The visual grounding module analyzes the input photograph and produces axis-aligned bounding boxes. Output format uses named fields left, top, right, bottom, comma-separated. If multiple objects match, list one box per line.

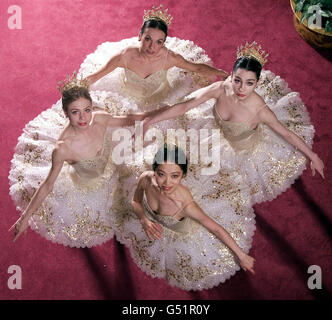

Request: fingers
left=151, top=223, right=162, bottom=240
left=145, top=222, right=162, bottom=240
left=13, top=226, right=23, bottom=243
left=310, top=161, right=315, bottom=176
left=248, top=268, right=255, bottom=275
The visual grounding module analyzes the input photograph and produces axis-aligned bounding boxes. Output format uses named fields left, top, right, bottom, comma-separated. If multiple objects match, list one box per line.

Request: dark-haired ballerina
left=141, top=42, right=324, bottom=204
left=80, top=5, right=227, bottom=111
left=9, top=83, right=146, bottom=247
left=111, top=144, right=256, bottom=290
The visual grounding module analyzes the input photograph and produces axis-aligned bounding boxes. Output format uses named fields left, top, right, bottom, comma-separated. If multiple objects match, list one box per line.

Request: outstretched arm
left=259, top=107, right=324, bottom=178
left=94, top=110, right=148, bottom=127
left=183, top=200, right=255, bottom=274
left=9, top=144, right=65, bottom=241
left=143, top=81, right=222, bottom=133
left=170, top=51, right=228, bottom=80
left=85, top=51, right=125, bottom=86
left=131, top=173, right=162, bottom=240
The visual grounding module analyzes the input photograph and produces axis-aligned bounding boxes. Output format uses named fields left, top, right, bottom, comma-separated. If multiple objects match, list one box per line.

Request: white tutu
left=9, top=91, right=138, bottom=247
left=110, top=168, right=256, bottom=291
left=183, top=70, right=315, bottom=204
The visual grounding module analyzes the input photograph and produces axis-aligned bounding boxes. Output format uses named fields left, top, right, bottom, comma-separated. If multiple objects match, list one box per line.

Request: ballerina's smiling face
left=231, top=68, right=258, bottom=100
left=154, top=162, right=183, bottom=194
left=66, top=97, right=93, bottom=129
left=139, top=27, right=166, bottom=56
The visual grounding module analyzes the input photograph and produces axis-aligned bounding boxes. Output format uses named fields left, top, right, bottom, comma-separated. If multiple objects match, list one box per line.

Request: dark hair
left=61, top=87, right=92, bottom=114
left=140, top=19, right=168, bottom=40
left=153, top=144, right=188, bottom=175
left=232, top=57, right=262, bottom=80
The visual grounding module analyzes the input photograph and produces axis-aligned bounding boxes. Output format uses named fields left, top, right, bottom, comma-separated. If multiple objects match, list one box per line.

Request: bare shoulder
left=251, top=93, right=269, bottom=112
left=166, top=49, right=187, bottom=67
left=123, top=46, right=140, bottom=58
left=167, top=49, right=181, bottom=60
left=211, top=80, right=226, bottom=98
left=53, top=140, right=69, bottom=162
left=177, top=184, right=194, bottom=203
left=92, top=110, right=109, bottom=123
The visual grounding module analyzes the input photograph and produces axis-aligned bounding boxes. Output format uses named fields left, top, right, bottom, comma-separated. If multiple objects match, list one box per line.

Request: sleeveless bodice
left=122, top=69, right=171, bottom=108
left=68, top=128, right=114, bottom=186
left=120, top=49, right=172, bottom=109
left=142, top=192, right=193, bottom=233
left=213, top=105, right=262, bottom=151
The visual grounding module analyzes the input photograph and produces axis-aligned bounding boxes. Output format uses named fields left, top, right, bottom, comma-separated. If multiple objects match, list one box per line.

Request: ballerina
left=9, top=77, right=146, bottom=247
left=140, top=42, right=324, bottom=204
left=110, top=144, right=256, bottom=290
left=80, top=4, right=228, bottom=112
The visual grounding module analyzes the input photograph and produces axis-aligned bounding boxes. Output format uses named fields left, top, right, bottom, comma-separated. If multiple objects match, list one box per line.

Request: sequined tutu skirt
left=8, top=91, right=137, bottom=247
left=110, top=168, right=256, bottom=291
left=193, top=70, right=315, bottom=204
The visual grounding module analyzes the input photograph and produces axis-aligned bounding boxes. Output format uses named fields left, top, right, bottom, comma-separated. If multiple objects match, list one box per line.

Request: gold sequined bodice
left=121, top=68, right=171, bottom=108
left=68, top=128, right=114, bottom=186
left=143, top=192, right=193, bottom=233
left=213, top=105, right=262, bottom=151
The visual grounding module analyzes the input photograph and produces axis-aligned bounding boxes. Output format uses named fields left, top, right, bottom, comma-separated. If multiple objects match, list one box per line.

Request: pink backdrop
left=0, top=0, right=331, bottom=299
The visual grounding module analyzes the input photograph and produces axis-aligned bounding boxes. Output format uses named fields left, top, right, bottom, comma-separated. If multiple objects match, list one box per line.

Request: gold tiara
left=57, top=71, right=89, bottom=94
left=237, top=41, right=269, bottom=67
left=143, top=4, right=173, bottom=27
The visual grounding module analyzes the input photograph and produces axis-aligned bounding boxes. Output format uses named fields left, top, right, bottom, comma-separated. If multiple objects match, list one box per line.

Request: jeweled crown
left=143, top=4, right=173, bottom=27
left=57, top=71, right=89, bottom=93
left=237, top=41, right=269, bottom=67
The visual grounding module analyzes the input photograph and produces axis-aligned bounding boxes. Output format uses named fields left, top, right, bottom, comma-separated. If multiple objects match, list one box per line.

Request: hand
left=140, top=217, right=163, bottom=240
left=310, top=154, right=325, bottom=179
left=238, top=253, right=255, bottom=275
left=8, top=212, right=30, bottom=242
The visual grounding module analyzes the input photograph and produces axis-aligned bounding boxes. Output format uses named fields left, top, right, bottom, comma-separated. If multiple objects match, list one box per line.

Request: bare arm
left=85, top=51, right=125, bottom=86
left=143, top=81, right=222, bottom=131
left=183, top=200, right=255, bottom=274
left=9, top=144, right=66, bottom=241
left=131, top=173, right=162, bottom=240
left=259, top=107, right=324, bottom=178
left=170, top=51, right=228, bottom=80
left=94, top=111, right=147, bottom=127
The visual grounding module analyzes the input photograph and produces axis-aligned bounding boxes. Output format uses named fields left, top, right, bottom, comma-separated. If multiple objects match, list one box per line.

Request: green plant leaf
left=319, top=9, right=330, bottom=17
left=295, top=0, right=305, bottom=12
left=325, top=20, right=332, bottom=32
left=321, top=0, right=332, bottom=11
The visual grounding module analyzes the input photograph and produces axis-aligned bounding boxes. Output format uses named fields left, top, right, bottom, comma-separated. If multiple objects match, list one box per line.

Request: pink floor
left=0, top=0, right=331, bottom=300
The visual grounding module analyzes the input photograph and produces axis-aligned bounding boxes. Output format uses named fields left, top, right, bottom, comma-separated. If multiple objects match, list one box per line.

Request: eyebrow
left=157, top=169, right=181, bottom=174
left=70, top=106, right=91, bottom=111
left=145, top=35, right=164, bottom=41
left=235, top=76, right=256, bottom=81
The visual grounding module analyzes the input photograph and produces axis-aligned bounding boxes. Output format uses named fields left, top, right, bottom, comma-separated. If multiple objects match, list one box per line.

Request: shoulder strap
left=163, top=48, right=169, bottom=69
left=171, top=200, right=195, bottom=217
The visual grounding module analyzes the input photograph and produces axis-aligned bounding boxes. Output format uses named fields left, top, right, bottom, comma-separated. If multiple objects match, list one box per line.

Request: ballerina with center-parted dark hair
left=80, top=4, right=227, bottom=111
left=141, top=42, right=325, bottom=204
left=9, top=79, right=148, bottom=247
left=110, top=144, right=256, bottom=291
